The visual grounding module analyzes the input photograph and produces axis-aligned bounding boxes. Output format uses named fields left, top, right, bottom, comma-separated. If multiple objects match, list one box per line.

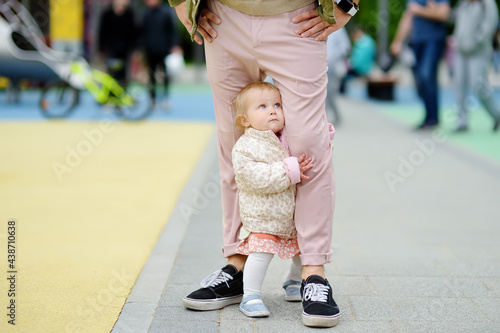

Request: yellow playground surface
left=0, top=121, right=214, bottom=332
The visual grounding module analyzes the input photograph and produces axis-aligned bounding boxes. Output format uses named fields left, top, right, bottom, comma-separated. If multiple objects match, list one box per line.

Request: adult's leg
left=494, top=50, right=500, bottom=73
left=415, top=40, right=445, bottom=125
left=204, top=0, right=262, bottom=260
left=453, top=51, right=469, bottom=129
left=105, top=57, right=127, bottom=87
left=339, top=68, right=357, bottom=95
left=145, top=53, right=160, bottom=102
left=256, top=4, right=340, bottom=327
left=256, top=3, right=333, bottom=271
left=411, top=41, right=425, bottom=100
left=470, top=50, right=500, bottom=123
left=158, top=56, right=170, bottom=100
left=325, top=67, right=341, bottom=124
left=150, top=55, right=170, bottom=109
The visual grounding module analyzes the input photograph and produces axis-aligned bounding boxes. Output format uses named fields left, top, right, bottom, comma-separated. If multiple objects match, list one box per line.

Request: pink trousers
left=205, top=0, right=335, bottom=266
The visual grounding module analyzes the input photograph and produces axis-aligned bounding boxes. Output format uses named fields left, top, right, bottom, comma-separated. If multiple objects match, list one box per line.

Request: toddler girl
left=232, top=81, right=313, bottom=317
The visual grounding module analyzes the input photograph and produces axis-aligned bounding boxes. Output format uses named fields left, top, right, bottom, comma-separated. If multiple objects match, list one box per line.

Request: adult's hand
left=407, top=2, right=426, bottom=16
left=292, top=6, right=353, bottom=41
left=390, top=41, right=403, bottom=57
left=408, top=0, right=449, bottom=22
left=174, top=2, right=221, bottom=45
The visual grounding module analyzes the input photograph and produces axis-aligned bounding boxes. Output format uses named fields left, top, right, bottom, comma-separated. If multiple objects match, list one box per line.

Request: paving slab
left=116, top=96, right=500, bottom=332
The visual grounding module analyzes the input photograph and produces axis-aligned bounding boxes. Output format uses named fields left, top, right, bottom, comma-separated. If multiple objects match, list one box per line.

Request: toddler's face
left=242, top=88, right=285, bottom=133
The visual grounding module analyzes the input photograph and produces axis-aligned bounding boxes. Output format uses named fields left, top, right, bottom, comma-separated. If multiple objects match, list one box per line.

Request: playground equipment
left=0, top=0, right=152, bottom=120
left=0, top=1, right=62, bottom=80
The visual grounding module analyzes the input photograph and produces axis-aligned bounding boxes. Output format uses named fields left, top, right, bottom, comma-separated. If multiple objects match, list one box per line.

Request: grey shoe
left=454, top=124, right=468, bottom=132
left=239, top=294, right=270, bottom=317
left=282, top=280, right=302, bottom=302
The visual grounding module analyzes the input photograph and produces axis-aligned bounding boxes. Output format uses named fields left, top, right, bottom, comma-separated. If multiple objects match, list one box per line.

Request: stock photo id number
left=6, top=219, right=17, bottom=326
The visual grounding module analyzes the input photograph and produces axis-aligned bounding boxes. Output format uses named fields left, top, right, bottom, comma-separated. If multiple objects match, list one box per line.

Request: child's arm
left=233, top=149, right=314, bottom=194
left=233, top=150, right=293, bottom=194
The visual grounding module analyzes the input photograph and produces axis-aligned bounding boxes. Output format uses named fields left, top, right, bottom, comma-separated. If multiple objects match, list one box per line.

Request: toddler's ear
left=240, top=116, right=250, bottom=128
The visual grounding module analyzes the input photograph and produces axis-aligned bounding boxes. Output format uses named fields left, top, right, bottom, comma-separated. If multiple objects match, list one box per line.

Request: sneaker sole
left=284, top=294, right=302, bottom=302
left=239, top=306, right=270, bottom=318
left=302, top=312, right=340, bottom=328
left=182, top=295, right=243, bottom=311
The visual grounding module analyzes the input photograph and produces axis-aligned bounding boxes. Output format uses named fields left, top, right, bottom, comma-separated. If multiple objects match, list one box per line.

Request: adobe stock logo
left=179, top=171, right=221, bottom=222
left=384, top=131, right=447, bottom=192
left=52, top=120, right=115, bottom=182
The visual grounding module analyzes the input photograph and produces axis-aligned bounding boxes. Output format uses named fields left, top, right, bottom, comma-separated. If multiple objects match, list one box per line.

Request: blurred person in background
left=452, top=0, right=500, bottom=132
left=493, top=23, right=500, bottom=73
left=391, top=0, right=450, bottom=130
left=98, top=0, right=138, bottom=87
left=326, top=27, right=351, bottom=124
left=339, top=26, right=376, bottom=94
left=142, top=0, right=182, bottom=110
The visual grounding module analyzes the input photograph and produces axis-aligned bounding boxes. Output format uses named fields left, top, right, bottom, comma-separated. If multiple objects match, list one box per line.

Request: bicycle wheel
left=39, top=81, right=80, bottom=118
left=114, top=83, right=153, bottom=121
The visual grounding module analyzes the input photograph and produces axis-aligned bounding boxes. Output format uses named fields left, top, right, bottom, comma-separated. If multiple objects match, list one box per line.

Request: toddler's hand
left=298, top=153, right=313, bottom=180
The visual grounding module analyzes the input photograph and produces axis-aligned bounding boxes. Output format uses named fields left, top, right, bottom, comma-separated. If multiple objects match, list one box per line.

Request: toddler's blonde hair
left=233, top=81, right=281, bottom=130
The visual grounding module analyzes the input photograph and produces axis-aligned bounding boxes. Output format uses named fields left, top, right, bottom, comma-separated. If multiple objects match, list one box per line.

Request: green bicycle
left=39, top=60, right=153, bottom=121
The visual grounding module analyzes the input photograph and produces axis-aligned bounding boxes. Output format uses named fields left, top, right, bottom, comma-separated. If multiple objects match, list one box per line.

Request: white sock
left=243, top=252, right=273, bottom=297
left=284, top=255, right=302, bottom=282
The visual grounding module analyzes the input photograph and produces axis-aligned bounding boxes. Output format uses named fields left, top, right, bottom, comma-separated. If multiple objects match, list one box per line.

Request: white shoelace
left=303, top=283, right=330, bottom=302
left=200, top=269, right=233, bottom=288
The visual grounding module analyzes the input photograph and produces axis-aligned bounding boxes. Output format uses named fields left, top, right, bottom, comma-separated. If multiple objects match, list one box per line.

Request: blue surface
left=0, top=84, right=216, bottom=122
left=2, top=81, right=499, bottom=121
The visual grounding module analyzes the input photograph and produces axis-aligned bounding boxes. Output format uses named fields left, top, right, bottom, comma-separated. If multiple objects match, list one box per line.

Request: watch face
left=337, top=0, right=354, bottom=14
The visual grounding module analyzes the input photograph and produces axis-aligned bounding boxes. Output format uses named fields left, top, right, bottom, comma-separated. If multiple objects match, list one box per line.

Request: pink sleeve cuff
left=283, top=157, right=301, bottom=184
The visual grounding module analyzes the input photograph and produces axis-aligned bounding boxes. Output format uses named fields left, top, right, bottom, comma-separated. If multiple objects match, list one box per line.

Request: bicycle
left=39, top=60, right=153, bottom=121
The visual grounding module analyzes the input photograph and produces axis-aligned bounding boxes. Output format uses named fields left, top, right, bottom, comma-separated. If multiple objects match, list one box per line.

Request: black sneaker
left=414, top=122, right=438, bottom=131
left=301, top=275, right=340, bottom=327
left=182, top=264, right=243, bottom=311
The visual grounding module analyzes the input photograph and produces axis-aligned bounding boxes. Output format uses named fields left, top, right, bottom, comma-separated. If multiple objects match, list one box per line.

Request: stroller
left=0, top=0, right=152, bottom=120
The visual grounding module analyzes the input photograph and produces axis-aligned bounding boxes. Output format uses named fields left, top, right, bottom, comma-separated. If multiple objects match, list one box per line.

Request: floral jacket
left=232, top=127, right=301, bottom=240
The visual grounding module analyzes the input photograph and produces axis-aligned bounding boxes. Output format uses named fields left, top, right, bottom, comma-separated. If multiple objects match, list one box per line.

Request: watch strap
left=334, top=0, right=358, bottom=16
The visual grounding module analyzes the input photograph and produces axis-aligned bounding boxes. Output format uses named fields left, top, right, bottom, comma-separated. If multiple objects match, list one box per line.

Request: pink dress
left=236, top=233, right=300, bottom=260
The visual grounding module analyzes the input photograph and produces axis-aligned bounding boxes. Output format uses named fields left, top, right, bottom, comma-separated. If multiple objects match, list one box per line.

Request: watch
left=334, top=0, right=359, bottom=16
